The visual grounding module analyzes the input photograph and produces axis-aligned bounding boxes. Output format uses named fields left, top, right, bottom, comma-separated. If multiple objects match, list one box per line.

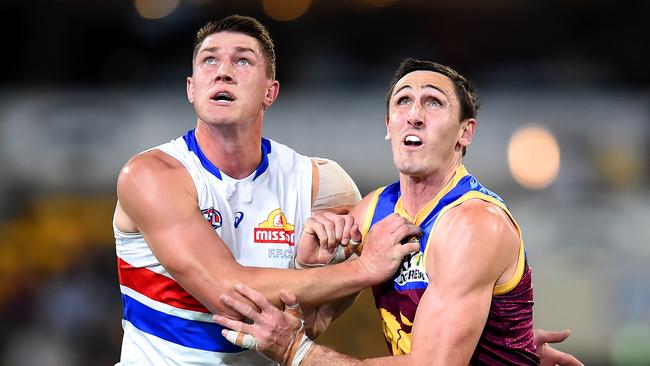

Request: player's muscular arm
left=117, top=151, right=417, bottom=315
left=284, top=200, right=518, bottom=366
left=406, top=200, right=518, bottom=366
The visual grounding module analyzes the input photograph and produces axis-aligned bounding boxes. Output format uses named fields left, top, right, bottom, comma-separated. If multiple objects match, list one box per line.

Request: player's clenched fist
left=296, top=212, right=362, bottom=267
left=357, top=213, right=421, bottom=283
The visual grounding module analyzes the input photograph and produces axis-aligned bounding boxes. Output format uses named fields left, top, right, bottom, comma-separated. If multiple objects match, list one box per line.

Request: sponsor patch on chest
left=394, top=251, right=429, bottom=287
left=253, top=208, right=295, bottom=246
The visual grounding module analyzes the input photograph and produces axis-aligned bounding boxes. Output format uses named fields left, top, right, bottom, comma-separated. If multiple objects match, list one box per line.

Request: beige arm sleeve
left=311, top=158, right=362, bottom=210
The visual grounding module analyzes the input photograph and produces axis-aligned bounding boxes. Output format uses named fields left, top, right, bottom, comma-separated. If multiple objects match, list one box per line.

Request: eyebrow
left=394, top=84, right=448, bottom=98
left=199, top=46, right=257, bottom=55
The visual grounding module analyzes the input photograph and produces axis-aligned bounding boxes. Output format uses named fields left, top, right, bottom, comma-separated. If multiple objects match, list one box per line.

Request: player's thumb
left=350, top=224, right=362, bottom=244
left=535, top=328, right=570, bottom=344
left=399, top=240, right=420, bottom=257
left=280, top=289, right=302, bottom=319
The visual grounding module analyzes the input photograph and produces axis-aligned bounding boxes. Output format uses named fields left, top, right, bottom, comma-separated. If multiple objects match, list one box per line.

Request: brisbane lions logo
left=201, top=208, right=222, bottom=230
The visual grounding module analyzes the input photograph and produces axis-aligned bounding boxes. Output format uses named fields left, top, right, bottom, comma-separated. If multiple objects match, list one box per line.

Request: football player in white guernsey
left=113, top=15, right=421, bottom=365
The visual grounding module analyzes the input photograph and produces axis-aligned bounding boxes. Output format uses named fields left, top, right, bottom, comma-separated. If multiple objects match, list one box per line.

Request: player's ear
left=263, top=80, right=280, bottom=109
left=384, top=114, right=391, bottom=141
left=458, top=118, right=476, bottom=149
left=187, top=76, right=195, bottom=104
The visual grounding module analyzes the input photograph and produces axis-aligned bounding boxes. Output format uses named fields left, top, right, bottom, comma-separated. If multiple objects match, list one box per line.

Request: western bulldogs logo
left=201, top=208, right=222, bottom=229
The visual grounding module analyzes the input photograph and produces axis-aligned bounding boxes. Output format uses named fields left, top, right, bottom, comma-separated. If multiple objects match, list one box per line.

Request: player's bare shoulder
left=119, top=149, right=184, bottom=181
left=442, top=199, right=519, bottom=253
left=116, top=149, right=196, bottom=225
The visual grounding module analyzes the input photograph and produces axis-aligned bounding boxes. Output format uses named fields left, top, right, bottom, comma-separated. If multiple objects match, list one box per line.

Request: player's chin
left=396, top=161, right=430, bottom=178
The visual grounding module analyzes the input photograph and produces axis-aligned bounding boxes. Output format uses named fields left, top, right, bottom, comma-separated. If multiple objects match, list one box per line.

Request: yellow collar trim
left=395, top=164, right=469, bottom=225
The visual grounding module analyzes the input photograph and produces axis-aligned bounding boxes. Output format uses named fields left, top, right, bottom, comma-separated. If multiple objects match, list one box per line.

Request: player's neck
left=399, top=158, right=461, bottom=217
left=195, top=120, right=263, bottom=179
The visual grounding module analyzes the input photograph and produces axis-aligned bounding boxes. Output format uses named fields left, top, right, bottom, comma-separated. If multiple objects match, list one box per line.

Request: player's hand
left=296, top=212, right=361, bottom=267
left=357, top=213, right=421, bottom=284
left=213, top=283, right=313, bottom=366
left=535, top=328, right=584, bottom=366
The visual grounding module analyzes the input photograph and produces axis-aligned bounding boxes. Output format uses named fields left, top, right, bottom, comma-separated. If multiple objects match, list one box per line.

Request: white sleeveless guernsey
left=114, top=129, right=312, bottom=365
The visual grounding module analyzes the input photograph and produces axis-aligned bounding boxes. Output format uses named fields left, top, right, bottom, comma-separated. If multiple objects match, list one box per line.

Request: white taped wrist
left=290, top=333, right=314, bottom=366
left=328, top=245, right=347, bottom=264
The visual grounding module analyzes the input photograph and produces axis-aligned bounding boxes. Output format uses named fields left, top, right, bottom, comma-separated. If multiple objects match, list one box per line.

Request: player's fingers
left=535, top=328, right=571, bottom=345
left=396, top=240, right=420, bottom=258
left=543, top=345, right=584, bottom=366
left=323, top=216, right=340, bottom=248
left=381, top=213, right=408, bottom=233
left=307, top=219, right=329, bottom=249
left=349, top=223, right=362, bottom=245
left=323, top=212, right=347, bottom=244
left=302, top=217, right=318, bottom=235
left=338, top=215, right=355, bottom=245
left=312, top=214, right=337, bottom=248
left=392, top=223, right=422, bottom=243
left=212, top=314, right=249, bottom=333
left=370, top=213, right=400, bottom=234
left=232, top=283, right=275, bottom=313
left=221, top=329, right=258, bottom=350
left=220, top=293, right=261, bottom=321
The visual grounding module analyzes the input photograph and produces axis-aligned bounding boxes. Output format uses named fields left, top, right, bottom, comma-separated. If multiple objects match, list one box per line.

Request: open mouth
left=403, top=135, right=422, bottom=147
left=211, top=91, right=235, bottom=102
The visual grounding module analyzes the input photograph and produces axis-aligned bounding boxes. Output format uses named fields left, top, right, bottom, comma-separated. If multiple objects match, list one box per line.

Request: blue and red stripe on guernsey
left=117, top=258, right=242, bottom=353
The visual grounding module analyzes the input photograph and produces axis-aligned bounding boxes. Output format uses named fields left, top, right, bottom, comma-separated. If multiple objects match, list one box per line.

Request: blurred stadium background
left=1, top=0, right=649, bottom=365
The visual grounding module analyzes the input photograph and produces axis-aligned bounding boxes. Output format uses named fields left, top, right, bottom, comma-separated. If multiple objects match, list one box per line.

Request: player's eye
left=236, top=58, right=251, bottom=66
left=425, top=97, right=442, bottom=108
left=397, top=96, right=411, bottom=105
left=204, top=57, right=217, bottom=65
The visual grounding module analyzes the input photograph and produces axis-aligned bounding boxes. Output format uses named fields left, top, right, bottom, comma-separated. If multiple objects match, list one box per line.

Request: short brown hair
left=385, top=58, right=479, bottom=156
left=193, top=15, right=276, bottom=79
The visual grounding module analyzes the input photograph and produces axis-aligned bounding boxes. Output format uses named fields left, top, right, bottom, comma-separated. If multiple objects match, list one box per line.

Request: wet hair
left=193, top=15, right=276, bottom=79
left=385, top=58, right=480, bottom=156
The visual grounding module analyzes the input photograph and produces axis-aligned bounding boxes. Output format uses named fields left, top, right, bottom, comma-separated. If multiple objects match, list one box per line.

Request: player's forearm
left=301, top=344, right=361, bottom=365
left=171, top=256, right=373, bottom=315
left=235, top=259, right=372, bottom=309
left=302, top=345, right=420, bottom=366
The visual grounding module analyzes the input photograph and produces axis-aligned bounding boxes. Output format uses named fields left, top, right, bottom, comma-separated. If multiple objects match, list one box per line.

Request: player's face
left=187, top=31, right=277, bottom=127
left=386, top=70, right=473, bottom=178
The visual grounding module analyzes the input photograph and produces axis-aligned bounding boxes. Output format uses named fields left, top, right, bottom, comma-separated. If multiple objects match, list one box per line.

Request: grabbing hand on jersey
left=357, top=213, right=422, bottom=283
left=214, top=284, right=311, bottom=366
left=295, top=212, right=362, bottom=268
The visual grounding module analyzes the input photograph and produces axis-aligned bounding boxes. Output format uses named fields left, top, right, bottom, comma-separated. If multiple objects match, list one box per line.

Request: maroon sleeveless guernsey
left=361, top=166, right=539, bottom=365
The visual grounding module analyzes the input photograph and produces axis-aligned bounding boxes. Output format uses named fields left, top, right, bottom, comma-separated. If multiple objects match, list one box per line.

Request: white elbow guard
left=311, top=158, right=361, bottom=210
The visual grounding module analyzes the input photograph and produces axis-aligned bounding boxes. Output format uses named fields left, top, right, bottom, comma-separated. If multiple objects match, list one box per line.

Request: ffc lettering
left=268, top=248, right=292, bottom=259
